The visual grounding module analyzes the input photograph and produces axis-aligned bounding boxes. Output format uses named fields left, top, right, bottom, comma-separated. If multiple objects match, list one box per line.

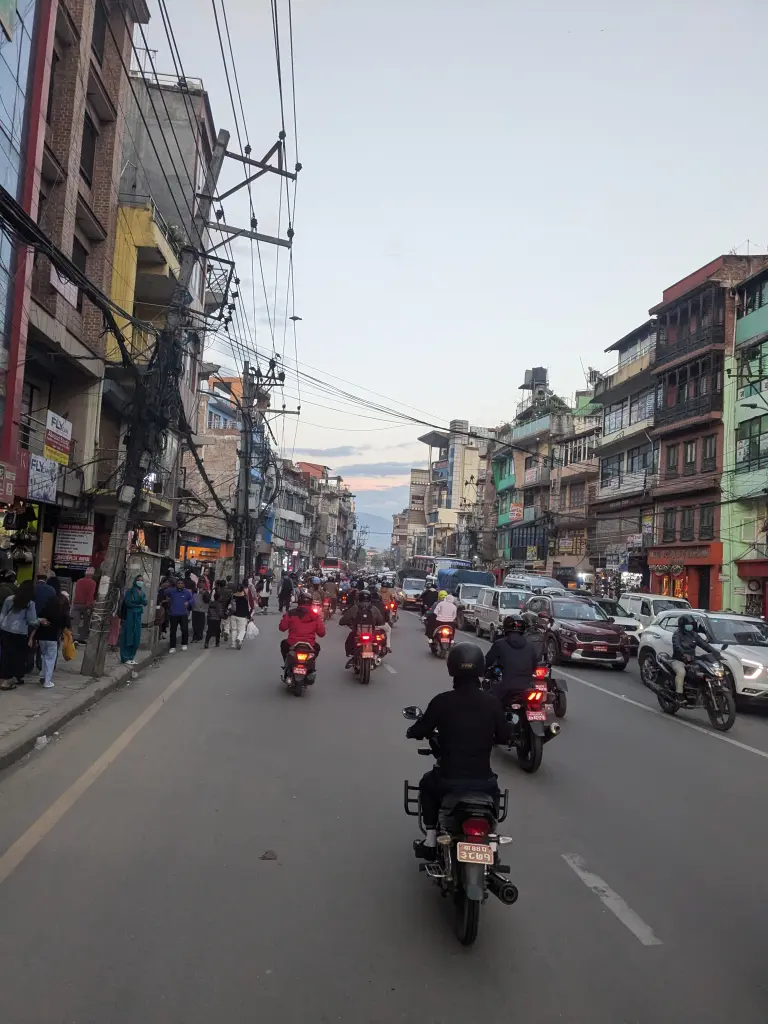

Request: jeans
left=205, top=621, right=221, bottom=647
left=71, top=605, right=92, bottom=643
left=38, top=639, right=58, bottom=686
left=671, top=659, right=687, bottom=694
left=191, top=610, right=206, bottom=642
left=230, top=615, right=248, bottom=648
left=382, top=622, right=392, bottom=649
left=418, top=768, right=499, bottom=830
left=169, top=615, right=189, bottom=649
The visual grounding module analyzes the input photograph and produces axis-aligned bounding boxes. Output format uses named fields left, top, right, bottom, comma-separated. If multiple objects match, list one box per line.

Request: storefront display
left=647, top=543, right=723, bottom=611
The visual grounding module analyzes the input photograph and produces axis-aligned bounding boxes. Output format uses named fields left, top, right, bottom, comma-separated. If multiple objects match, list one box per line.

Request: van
left=400, top=578, right=425, bottom=609
left=474, top=587, right=531, bottom=642
left=621, top=593, right=691, bottom=629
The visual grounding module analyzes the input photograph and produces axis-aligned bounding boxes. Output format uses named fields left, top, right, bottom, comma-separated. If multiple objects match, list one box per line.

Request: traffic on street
left=0, top=600, right=767, bottom=1023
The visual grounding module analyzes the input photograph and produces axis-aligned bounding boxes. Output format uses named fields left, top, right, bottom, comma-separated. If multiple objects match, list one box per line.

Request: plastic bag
left=62, top=628, right=76, bottom=661
left=245, top=621, right=259, bottom=640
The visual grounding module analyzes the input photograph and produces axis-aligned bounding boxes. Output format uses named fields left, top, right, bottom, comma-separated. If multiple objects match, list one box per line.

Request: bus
left=319, top=557, right=348, bottom=578
left=411, top=555, right=472, bottom=576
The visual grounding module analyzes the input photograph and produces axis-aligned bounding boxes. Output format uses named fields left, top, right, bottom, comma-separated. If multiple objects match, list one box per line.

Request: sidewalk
left=0, top=639, right=165, bottom=772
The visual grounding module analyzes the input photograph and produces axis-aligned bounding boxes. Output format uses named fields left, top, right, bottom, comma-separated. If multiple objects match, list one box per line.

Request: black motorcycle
left=352, top=624, right=387, bottom=684
left=429, top=622, right=456, bottom=659
left=402, top=708, right=517, bottom=947
left=483, top=667, right=561, bottom=773
left=283, top=642, right=317, bottom=697
left=534, top=661, right=568, bottom=718
left=648, top=651, right=736, bottom=731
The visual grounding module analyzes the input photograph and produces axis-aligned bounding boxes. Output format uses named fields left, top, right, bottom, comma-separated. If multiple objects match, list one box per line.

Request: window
left=91, top=0, right=108, bottom=63
left=702, top=434, right=716, bottom=470
left=699, top=504, right=715, bottom=540
left=629, top=388, right=655, bottom=424
left=524, top=455, right=535, bottom=471
left=736, top=414, right=768, bottom=473
left=46, top=51, right=59, bottom=123
left=739, top=273, right=768, bottom=319
left=80, top=113, right=98, bottom=184
left=603, top=399, right=626, bottom=435
left=641, top=600, right=651, bottom=617
left=71, top=236, right=88, bottom=311
left=662, top=508, right=676, bottom=542
left=680, top=507, right=694, bottom=540
left=683, top=441, right=697, bottom=474
left=569, top=482, right=585, bottom=508
left=627, top=442, right=658, bottom=475
left=600, top=453, right=623, bottom=487
left=665, top=444, right=678, bottom=473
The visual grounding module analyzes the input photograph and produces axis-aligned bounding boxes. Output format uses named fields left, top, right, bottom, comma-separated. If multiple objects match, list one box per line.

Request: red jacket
left=279, top=607, right=326, bottom=645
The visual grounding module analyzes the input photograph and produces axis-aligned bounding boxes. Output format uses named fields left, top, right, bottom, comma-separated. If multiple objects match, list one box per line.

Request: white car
left=400, top=578, right=425, bottom=609
left=590, top=598, right=644, bottom=651
left=638, top=610, right=768, bottom=703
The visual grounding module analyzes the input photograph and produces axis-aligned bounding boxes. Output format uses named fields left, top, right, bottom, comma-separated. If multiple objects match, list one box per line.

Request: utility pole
left=235, top=360, right=255, bottom=581
left=82, top=130, right=230, bottom=677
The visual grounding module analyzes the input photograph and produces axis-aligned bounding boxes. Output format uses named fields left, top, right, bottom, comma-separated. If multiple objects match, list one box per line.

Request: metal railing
left=653, top=322, right=725, bottom=367
left=654, top=391, right=722, bottom=427
left=119, top=192, right=182, bottom=257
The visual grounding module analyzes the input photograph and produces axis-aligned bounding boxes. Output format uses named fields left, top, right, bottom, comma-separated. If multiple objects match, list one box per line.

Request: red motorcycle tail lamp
left=439, top=627, right=453, bottom=636
left=526, top=690, right=545, bottom=703
left=462, top=817, right=491, bottom=837
left=533, top=665, right=549, bottom=680
left=360, top=633, right=372, bottom=642
left=296, top=652, right=310, bottom=662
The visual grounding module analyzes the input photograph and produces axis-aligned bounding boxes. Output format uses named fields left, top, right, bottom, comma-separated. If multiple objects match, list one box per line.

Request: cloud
left=354, top=484, right=410, bottom=517
left=293, top=445, right=364, bottom=457
left=333, top=460, right=427, bottom=477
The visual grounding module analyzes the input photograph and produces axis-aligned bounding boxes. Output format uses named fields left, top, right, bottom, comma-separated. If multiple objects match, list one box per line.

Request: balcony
left=595, top=414, right=655, bottom=454
left=553, top=455, right=599, bottom=482
left=494, top=468, right=516, bottom=492
left=653, top=391, right=722, bottom=430
left=735, top=303, right=768, bottom=348
left=521, top=465, right=550, bottom=488
left=497, top=504, right=523, bottom=528
left=652, top=322, right=725, bottom=369
left=593, top=346, right=655, bottom=404
left=431, top=459, right=449, bottom=481
left=512, top=414, right=550, bottom=441
left=592, top=470, right=657, bottom=503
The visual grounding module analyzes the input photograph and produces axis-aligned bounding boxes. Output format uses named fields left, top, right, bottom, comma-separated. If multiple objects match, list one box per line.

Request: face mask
left=135, top=581, right=144, bottom=589
left=684, top=624, right=693, bottom=632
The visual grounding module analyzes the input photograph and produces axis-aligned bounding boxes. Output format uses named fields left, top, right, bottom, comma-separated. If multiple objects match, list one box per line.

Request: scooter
left=283, top=642, right=317, bottom=697
left=429, top=623, right=456, bottom=659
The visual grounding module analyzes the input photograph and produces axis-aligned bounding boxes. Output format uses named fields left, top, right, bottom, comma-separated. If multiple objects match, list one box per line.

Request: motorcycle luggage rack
left=404, top=782, right=509, bottom=831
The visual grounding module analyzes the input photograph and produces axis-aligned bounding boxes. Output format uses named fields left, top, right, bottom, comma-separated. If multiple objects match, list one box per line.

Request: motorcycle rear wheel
left=706, top=687, right=736, bottom=732
left=553, top=690, right=567, bottom=718
left=360, top=659, right=371, bottom=685
left=517, top=731, right=543, bottom=773
left=454, top=890, right=480, bottom=946
left=291, top=676, right=304, bottom=697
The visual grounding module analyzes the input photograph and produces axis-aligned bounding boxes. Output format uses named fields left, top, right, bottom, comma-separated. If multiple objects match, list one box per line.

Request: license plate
left=593, top=645, right=608, bottom=652
left=456, top=842, right=494, bottom=865
left=361, top=651, right=374, bottom=659
left=293, top=666, right=307, bottom=675
left=527, top=709, right=547, bottom=721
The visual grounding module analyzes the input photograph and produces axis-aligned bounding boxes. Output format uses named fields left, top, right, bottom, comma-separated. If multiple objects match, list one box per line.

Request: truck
left=437, top=568, right=496, bottom=632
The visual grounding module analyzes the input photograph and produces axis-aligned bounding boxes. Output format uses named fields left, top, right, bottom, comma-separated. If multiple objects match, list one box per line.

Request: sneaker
left=39, top=677, right=45, bottom=685
left=169, top=648, right=176, bottom=654
left=182, top=645, right=188, bottom=651
left=413, top=841, right=437, bottom=861
left=42, top=681, right=54, bottom=689
left=204, top=644, right=209, bottom=649
left=236, top=640, right=242, bottom=650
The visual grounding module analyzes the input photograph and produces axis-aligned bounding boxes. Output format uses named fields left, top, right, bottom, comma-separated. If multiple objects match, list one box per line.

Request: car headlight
left=559, top=628, right=575, bottom=639
left=740, top=659, right=764, bottom=681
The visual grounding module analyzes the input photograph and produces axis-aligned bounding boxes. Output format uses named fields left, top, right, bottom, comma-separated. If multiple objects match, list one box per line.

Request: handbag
left=62, top=628, right=76, bottom=661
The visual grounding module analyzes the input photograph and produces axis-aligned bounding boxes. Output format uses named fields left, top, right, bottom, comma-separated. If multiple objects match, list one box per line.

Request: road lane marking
left=0, top=652, right=209, bottom=888
left=384, top=664, right=397, bottom=675
left=562, top=853, right=662, bottom=946
left=558, top=668, right=768, bottom=761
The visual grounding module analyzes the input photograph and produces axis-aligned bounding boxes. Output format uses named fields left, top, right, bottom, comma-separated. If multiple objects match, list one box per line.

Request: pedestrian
left=0, top=580, right=39, bottom=690
left=162, top=577, right=194, bottom=652
left=119, top=575, right=147, bottom=665
left=229, top=580, right=251, bottom=650
left=0, top=569, right=17, bottom=606
left=256, top=574, right=271, bottom=614
left=71, top=567, right=96, bottom=643
left=278, top=572, right=293, bottom=613
left=191, top=587, right=207, bottom=642
left=35, top=577, right=71, bottom=688
left=204, top=590, right=223, bottom=648
left=217, top=577, right=233, bottom=641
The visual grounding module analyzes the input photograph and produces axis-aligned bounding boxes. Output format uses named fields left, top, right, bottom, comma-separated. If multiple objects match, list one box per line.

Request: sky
left=151, top=0, right=768, bottom=528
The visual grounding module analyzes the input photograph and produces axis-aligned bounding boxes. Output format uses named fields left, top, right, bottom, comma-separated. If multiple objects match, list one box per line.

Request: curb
left=0, top=648, right=163, bottom=774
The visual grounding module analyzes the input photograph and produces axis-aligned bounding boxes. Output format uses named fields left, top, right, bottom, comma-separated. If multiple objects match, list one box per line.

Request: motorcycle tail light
left=462, top=817, right=491, bottom=837
left=296, top=652, right=309, bottom=662
left=533, top=665, right=549, bottom=680
left=526, top=690, right=545, bottom=703
left=360, top=633, right=372, bottom=642
left=439, top=627, right=453, bottom=636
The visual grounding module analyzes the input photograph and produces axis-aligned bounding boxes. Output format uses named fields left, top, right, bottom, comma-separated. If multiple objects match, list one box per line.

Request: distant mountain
left=355, top=511, right=393, bottom=551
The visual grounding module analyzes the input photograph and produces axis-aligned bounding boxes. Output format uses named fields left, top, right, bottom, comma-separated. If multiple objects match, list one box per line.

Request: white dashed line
left=562, top=854, right=662, bottom=946
left=384, top=664, right=397, bottom=675
left=558, top=668, right=768, bottom=761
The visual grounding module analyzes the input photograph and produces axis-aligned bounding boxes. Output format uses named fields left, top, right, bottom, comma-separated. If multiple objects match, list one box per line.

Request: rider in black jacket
left=407, top=643, right=512, bottom=861
left=484, top=616, right=539, bottom=703
left=671, top=614, right=719, bottom=695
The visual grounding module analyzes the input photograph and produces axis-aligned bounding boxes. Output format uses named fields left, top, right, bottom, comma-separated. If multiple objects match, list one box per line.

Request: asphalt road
left=1, top=609, right=768, bottom=1023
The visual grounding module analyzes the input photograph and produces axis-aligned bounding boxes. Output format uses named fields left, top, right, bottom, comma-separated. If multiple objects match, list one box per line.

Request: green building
left=722, top=265, right=768, bottom=615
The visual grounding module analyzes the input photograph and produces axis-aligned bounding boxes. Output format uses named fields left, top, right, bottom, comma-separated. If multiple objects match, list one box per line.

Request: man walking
left=71, top=567, right=96, bottom=643
left=162, top=578, right=194, bottom=652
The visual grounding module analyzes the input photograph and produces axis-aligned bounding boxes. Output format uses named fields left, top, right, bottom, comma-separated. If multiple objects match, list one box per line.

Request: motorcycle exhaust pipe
left=549, top=722, right=561, bottom=737
left=487, top=871, right=519, bottom=906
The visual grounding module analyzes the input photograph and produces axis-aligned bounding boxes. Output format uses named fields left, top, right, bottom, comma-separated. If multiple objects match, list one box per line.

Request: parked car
left=587, top=597, right=643, bottom=651
left=638, top=610, right=768, bottom=704
left=401, top=578, right=425, bottom=609
left=474, top=587, right=530, bottom=641
left=621, top=593, right=691, bottom=629
left=523, top=594, right=631, bottom=670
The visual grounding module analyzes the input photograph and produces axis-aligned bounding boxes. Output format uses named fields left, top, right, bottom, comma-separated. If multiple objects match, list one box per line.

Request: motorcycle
left=283, top=641, right=317, bottom=697
left=429, top=622, right=456, bottom=659
left=484, top=667, right=561, bottom=773
left=352, top=624, right=386, bottom=684
left=402, top=708, right=517, bottom=947
left=534, top=661, right=568, bottom=718
left=388, top=600, right=399, bottom=624
left=339, top=592, right=349, bottom=610
left=648, top=651, right=736, bottom=731
left=322, top=597, right=332, bottom=623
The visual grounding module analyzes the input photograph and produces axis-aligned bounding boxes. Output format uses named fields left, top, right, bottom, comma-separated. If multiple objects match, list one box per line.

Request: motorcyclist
left=368, top=582, right=392, bottom=652
left=324, top=576, right=338, bottom=613
left=406, top=642, right=512, bottom=860
left=339, top=589, right=384, bottom=666
left=671, top=613, right=719, bottom=697
left=278, top=590, right=326, bottom=668
left=309, top=577, right=325, bottom=606
left=420, top=582, right=439, bottom=617
left=425, top=591, right=458, bottom=639
left=485, top=616, right=539, bottom=703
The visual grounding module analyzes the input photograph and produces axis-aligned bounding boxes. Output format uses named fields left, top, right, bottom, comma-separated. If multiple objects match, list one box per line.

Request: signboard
left=627, top=533, right=643, bottom=548
left=524, top=467, right=538, bottom=485
left=526, top=545, right=538, bottom=561
left=0, top=461, right=16, bottom=502
left=28, top=454, right=58, bottom=503
left=558, top=535, right=573, bottom=554
left=54, top=524, right=94, bottom=567
left=43, top=410, right=72, bottom=465
left=509, top=504, right=523, bottom=523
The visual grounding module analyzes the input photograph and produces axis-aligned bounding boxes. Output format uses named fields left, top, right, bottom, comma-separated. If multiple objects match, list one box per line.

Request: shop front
left=647, top=543, right=723, bottom=611
left=733, top=560, right=768, bottom=618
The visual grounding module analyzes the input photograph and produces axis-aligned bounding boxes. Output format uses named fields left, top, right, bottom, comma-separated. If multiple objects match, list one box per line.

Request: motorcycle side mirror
left=402, top=705, right=423, bottom=720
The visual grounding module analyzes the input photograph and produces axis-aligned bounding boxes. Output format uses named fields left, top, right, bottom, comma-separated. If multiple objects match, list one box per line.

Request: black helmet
left=678, top=614, right=695, bottom=629
left=447, top=642, right=485, bottom=684
left=297, top=590, right=312, bottom=606
left=358, top=590, right=372, bottom=603
left=503, top=615, right=525, bottom=634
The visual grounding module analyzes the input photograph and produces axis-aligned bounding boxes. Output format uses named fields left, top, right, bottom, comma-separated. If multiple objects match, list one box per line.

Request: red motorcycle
left=353, top=625, right=387, bottom=684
